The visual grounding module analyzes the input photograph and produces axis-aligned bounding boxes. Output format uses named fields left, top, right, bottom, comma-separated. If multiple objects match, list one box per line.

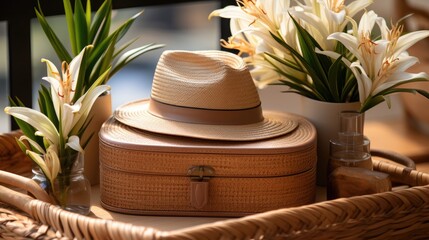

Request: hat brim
left=114, top=99, right=299, bottom=141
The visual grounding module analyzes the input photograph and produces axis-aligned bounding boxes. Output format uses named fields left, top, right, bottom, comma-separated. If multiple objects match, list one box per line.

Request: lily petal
left=394, top=31, right=429, bottom=57
left=66, top=135, right=84, bottom=153
left=373, top=72, right=429, bottom=95
left=18, top=136, right=46, bottom=154
left=4, top=107, right=59, bottom=146
left=27, top=150, right=52, bottom=182
left=68, top=46, right=92, bottom=96
left=71, top=85, right=111, bottom=134
left=45, top=146, right=61, bottom=180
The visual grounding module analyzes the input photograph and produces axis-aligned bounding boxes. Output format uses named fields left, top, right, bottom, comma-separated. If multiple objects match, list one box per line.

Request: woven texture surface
left=99, top=113, right=317, bottom=216
left=1, top=175, right=429, bottom=240
left=151, top=50, right=260, bottom=109
left=114, top=101, right=300, bottom=141
left=2, top=131, right=429, bottom=239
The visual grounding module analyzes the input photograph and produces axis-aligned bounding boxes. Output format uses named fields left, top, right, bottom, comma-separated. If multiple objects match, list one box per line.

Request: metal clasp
left=187, top=165, right=215, bottom=181
left=187, top=165, right=215, bottom=209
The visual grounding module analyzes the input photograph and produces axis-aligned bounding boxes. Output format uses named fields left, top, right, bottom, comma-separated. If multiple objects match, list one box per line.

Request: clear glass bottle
left=32, top=152, right=91, bottom=215
left=327, top=111, right=372, bottom=199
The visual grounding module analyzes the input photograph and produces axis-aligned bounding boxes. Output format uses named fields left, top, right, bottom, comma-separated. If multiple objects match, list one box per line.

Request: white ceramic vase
left=82, top=91, right=112, bottom=185
left=300, top=97, right=361, bottom=186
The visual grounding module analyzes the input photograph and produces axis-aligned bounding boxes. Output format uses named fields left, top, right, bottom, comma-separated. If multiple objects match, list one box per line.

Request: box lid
left=100, top=111, right=316, bottom=155
left=99, top=111, right=316, bottom=177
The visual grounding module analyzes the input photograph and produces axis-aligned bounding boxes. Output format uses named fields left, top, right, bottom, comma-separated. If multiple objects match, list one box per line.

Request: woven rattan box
left=99, top=112, right=317, bottom=217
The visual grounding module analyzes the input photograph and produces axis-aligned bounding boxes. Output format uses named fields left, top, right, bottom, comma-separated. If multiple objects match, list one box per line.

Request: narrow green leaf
left=327, top=57, right=343, bottom=102
left=85, top=0, right=91, bottom=30
left=87, top=31, right=117, bottom=70
left=264, top=52, right=304, bottom=73
left=278, top=80, right=319, bottom=99
left=114, top=11, right=143, bottom=43
left=110, top=43, right=165, bottom=77
left=63, top=0, right=77, bottom=56
left=264, top=56, right=322, bottom=100
left=89, top=0, right=111, bottom=42
left=8, top=97, right=38, bottom=143
left=93, top=1, right=112, bottom=46
left=360, top=95, right=385, bottom=112
left=35, top=7, right=72, bottom=62
left=264, top=54, right=312, bottom=89
left=112, top=38, right=138, bottom=59
left=290, top=16, right=331, bottom=81
left=39, top=85, right=59, bottom=128
left=73, top=0, right=89, bottom=52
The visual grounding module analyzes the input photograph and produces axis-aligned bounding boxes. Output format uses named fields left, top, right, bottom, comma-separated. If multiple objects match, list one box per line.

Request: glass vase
left=32, top=151, right=91, bottom=215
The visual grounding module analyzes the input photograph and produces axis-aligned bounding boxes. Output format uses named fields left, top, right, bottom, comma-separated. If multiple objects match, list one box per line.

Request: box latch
left=187, top=165, right=215, bottom=209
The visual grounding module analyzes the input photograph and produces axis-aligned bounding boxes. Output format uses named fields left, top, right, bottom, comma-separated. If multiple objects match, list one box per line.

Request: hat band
left=148, top=99, right=264, bottom=125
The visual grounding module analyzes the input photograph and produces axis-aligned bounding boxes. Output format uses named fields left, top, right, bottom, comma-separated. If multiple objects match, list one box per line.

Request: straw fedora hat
left=114, top=50, right=298, bottom=141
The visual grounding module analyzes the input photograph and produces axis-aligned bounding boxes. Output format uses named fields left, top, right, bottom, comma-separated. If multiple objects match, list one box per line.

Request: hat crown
left=150, top=50, right=261, bottom=110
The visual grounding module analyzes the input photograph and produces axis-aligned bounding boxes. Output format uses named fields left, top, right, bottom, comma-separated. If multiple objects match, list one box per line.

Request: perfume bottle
left=327, top=111, right=372, bottom=199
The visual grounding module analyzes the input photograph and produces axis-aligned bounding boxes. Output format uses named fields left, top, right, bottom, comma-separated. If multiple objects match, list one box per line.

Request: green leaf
left=269, top=32, right=329, bottom=101
left=38, top=85, right=59, bottom=128
left=360, top=95, right=385, bottom=112
left=85, top=0, right=91, bottom=30
left=73, top=0, right=89, bottom=52
left=327, top=57, right=343, bottom=102
left=264, top=52, right=304, bottom=73
left=93, top=35, right=117, bottom=84
left=110, top=43, right=165, bottom=77
left=88, top=0, right=111, bottom=42
left=278, top=80, right=319, bottom=99
left=264, top=53, right=311, bottom=89
left=63, top=0, right=77, bottom=56
left=92, top=1, right=112, bottom=46
left=114, top=11, right=143, bottom=43
left=289, top=16, right=331, bottom=84
left=8, top=97, right=39, bottom=144
left=35, top=6, right=72, bottom=63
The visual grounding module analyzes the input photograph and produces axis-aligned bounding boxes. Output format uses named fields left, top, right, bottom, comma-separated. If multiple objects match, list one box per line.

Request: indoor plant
left=4, top=47, right=110, bottom=214
left=35, top=0, right=164, bottom=184
left=209, top=0, right=429, bottom=185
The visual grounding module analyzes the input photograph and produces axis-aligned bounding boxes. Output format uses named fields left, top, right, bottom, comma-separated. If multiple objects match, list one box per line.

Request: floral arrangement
left=3, top=0, right=164, bottom=210
left=4, top=47, right=109, bottom=207
left=209, top=0, right=429, bottom=112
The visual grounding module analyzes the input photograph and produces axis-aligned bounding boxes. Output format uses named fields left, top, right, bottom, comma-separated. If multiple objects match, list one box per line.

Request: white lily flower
left=209, top=0, right=302, bottom=88
left=328, top=10, right=429, bottom=107
left=42, top=46, right=91, bottom=118
left=210, top=0, right=429, bottom=110
left=291, top=0, right=372, bottom=51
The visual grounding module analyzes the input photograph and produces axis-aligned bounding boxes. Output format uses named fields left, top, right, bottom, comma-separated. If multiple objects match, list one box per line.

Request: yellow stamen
left=220, top=36, right=255, bottom=56
left=237, top=0, right=277, bottom=32
left=358, top=32, right=377, bottom=54
left=329, top=0, right=345, bottom=13
left=387, top=22, right=403, bottom=56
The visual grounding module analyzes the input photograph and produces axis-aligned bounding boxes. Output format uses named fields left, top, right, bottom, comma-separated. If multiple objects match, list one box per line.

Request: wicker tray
left=1, top=130, right=429, bottom=239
